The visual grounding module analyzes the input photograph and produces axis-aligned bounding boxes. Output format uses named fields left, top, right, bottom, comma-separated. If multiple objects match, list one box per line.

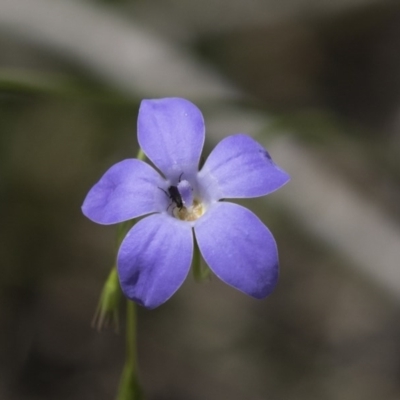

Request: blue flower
left=82, top=98, right=290, bottom=309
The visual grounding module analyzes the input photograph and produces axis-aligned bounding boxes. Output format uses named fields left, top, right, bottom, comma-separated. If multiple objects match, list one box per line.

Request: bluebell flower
left=82, top=98, right=290, bottom=309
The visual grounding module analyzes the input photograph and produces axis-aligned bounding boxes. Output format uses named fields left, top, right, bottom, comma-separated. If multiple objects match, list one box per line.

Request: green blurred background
left=1, top=0, right=400, bottom=399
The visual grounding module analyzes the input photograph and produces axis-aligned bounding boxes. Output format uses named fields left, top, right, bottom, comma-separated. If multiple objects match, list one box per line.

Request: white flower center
left=166, top=178, right=206, bottom=222
left=173, top=198, right=205, bottom=221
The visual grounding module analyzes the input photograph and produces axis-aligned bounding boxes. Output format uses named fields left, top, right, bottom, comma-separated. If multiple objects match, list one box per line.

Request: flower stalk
left=115, top=147, right=145, bottom=399
left=93, top=147, right=146, bottom=399
left=116, top=301, right=144, bottom=400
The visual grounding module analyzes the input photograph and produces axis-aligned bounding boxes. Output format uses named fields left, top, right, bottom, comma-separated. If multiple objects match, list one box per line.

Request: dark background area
left=1, top=0, right=400, bottom=399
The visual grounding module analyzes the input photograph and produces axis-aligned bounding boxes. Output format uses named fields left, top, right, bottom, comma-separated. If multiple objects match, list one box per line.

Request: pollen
left=174, top=199, right=205, bottom=221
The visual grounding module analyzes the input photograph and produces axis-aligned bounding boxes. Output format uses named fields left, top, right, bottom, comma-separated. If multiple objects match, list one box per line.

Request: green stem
left=115, top=146, right=146, bottom=400
left=116, top=301, right=143, bottom=400
left=114, top=147, right=147, bottom=400
left=126, top=300, right=137, bottom=374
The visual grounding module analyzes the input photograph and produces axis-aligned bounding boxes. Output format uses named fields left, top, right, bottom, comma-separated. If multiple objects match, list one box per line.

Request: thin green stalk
left=116, top=300, right=143, bottom=400
left=126, top=300, right=137, bottom=374
left=115, top=146, right=145, bottom=400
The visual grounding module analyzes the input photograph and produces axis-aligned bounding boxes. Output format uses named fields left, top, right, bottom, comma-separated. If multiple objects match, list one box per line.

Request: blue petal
left=138, top=98, right=205, bottom=180
left=195, top=202, right=279, bottom=298
left=118, top=214, right=193, bottom=309
left=82, top=159, right=167, bottom=225
left=198, top=134, right=290, bottom=200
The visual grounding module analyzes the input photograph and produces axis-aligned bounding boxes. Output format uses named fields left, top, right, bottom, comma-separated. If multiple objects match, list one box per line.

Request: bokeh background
left=1, top=0, right=400, bottom=399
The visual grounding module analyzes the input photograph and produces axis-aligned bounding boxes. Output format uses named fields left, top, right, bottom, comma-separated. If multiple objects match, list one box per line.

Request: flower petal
left=198, top=134, right=290, bottom=200
left=82, top=159, right=167, bottom=225
left=195, top=202, right=279, bottom=298
left=118, top=214, right=193, bottom=309
left=138, top=98, right=205, bottom=180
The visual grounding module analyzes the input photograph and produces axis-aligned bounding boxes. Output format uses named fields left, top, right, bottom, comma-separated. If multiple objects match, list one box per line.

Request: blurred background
left=1, top=0, right=400, bottom=399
